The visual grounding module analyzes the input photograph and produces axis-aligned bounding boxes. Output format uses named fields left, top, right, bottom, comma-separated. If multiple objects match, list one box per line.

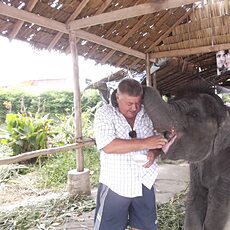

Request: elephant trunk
left=143, top=86, right=178, bottom=132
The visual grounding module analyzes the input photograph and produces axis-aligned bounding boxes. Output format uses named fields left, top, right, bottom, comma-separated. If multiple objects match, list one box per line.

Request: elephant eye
left=186, top=110, right=200, bottom=118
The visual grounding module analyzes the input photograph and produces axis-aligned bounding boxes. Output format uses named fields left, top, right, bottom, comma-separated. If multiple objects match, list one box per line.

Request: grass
left=0, top=195, right=95, bottom=230
left=37, top=146, right=100, bottom=189
left=0, top=164, right=30, bottom=183
left=157, top=189, right=187, bottom=230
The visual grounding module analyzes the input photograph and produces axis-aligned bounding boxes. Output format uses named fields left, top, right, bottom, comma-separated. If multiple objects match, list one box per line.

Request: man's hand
left=144, top=135, right=168, bottom=150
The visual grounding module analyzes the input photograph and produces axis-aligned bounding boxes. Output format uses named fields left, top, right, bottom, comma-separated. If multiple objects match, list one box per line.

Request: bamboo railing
left=0, top=139, right=95, bottom=165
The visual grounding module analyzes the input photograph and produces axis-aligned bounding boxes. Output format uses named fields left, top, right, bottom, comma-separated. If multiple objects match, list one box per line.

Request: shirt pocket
left=138, top=123, right=154, bottom=138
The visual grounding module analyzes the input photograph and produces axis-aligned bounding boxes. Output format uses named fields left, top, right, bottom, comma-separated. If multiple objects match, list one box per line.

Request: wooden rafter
left=9, top=0, right=39, bottom=41
left=68, top=0, right=199, bottom=30
left=0, top=2, right=154, bottom=62
left=129, top=6, right=194, bottom=68
left=115, top=10, right=170, bottom=67
left=0, top=2, right=67, bottom=33
left=146, top=7, right=194, bottom=52
left=75, top=29, right=152, bottom=61
left=47, top=0, right=90, bottom=50
left=64, top=0, right=113, bottom=54
left=150, top=43, right=230, bottom=58
left=100, top=15, right=149, bottom=65
left=86, top=21, right=122, bottom=58
left=2, top=1, right=230, bottom=72
left=86, top=0, right=144, bottom=60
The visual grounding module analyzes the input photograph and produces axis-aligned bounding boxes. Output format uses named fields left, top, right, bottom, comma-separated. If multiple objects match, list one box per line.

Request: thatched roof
left=0, top=0, right=230, bottom=94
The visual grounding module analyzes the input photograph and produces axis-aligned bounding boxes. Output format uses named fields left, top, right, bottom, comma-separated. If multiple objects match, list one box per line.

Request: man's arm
left=103, top=135, right=168, bottom=154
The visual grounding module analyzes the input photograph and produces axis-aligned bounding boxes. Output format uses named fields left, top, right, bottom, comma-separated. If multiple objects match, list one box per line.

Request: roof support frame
left=2, top=1, right=230, bottom=63
left=68, top=0, right=199, bottom=30
left=9, top=0, right=39, bottom=41
left=0, top=2, right=154, bottom=62
left=47, top=0, right=90, bottom=50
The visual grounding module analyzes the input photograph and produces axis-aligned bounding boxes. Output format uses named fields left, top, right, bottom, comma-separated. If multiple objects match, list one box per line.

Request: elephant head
left=143, top=85, right=230, bottom=163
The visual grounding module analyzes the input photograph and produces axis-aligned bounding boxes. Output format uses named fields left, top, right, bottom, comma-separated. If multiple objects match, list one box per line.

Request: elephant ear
left=110, top=89, right=118, bottom=107
left=213, top=110, right=230, bottom=156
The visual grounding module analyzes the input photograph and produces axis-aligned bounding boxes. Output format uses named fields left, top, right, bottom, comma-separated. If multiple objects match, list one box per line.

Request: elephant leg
left=184, top=165, right=208, bottom=230
left=203, top=177, right=230, bottom=230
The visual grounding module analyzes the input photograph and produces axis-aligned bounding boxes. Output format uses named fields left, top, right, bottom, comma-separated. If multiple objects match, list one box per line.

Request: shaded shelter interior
left=0, top=0, right=229, bottom=95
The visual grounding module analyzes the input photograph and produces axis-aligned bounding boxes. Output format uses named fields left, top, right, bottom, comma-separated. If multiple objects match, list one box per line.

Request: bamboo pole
left=153, top=72, right=157, bottom=89
left=146, top=53, right=152, bottom=87
left=0, top=140, right=95, bottom=165
left=69, top=31, right=84, bottom=172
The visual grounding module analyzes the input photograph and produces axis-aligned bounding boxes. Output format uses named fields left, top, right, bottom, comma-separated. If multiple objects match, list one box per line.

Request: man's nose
left=131, top=104, right=137, bottom=111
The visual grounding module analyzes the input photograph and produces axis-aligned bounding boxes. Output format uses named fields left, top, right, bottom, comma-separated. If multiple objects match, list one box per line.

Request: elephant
left=142, top=84, right=230, bottom=230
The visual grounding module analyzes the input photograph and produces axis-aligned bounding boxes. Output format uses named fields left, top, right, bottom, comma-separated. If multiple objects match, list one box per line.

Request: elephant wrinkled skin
left=143, top=85, right=230, bottom=230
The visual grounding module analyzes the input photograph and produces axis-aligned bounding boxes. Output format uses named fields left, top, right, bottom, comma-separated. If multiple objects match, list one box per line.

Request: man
left=93, top=78, right=168, bottom=230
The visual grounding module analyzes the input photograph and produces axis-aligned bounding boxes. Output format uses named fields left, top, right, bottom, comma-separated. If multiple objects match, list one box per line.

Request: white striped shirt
left=94, top=104, right=158, bottom=198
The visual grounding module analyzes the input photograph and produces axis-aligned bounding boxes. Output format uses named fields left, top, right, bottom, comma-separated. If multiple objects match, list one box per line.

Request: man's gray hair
left=117, top=78, right=143, bottom=97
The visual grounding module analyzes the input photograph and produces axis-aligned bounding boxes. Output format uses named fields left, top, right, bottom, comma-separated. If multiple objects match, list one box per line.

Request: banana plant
left=0, top=113, right=57, bottom=156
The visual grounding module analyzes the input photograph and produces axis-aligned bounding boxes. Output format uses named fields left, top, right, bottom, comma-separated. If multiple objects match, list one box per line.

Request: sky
left=0, top=36, right=119, bottom=90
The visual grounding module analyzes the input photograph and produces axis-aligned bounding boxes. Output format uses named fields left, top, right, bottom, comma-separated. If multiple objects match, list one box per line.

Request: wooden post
left=69, top=31, right=84, bottom=172
left=153, top=72, right=157, bottom=89
left=146, top=53, right=151, bottom=86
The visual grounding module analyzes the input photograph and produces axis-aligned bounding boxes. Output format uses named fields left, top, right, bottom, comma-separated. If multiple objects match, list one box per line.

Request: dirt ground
left=0, top=162, right=190, bottom=229
left=0, top=171, right=65, bottom=212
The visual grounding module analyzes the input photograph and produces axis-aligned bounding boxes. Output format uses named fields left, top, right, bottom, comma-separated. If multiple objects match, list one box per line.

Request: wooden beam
left=115, top=10, right=169, bottom=67
left=146, top=6, right=194, bottom=52
left=0, top=3, right=151, bottom=62
left=9, top=0, right=39, bottom=41
left=100, top=15, right=148, bottom=64
left=48, top=0, right=90, bottom=50
left=95, top=0, right=114, bottom=14
left=129, top=6, right=194, bottom=69
left=150, top=43, right=230, bottom=58
left=64, top=0, right=113, bottom=54
left=68, top=0, right=198, bottom=30
left=88, top=0, right=144, bottom=62
left=0, top=140, right=94, bottom=165
left=75, top=29, right=154, bottom=61
left=0, top=2, right=68, bottom=33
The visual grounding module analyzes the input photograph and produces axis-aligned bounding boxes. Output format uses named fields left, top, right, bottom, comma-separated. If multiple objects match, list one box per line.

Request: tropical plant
left=51, top=113, right=75, bottom=146
left=0, top=113, right=56, bottom=155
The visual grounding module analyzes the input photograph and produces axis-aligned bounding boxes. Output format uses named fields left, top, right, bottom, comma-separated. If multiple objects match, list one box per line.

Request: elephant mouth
left=162, top=131, right=177, bottom=154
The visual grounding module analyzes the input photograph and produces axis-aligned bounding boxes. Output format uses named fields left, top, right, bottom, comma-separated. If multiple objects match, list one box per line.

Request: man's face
left=116, top=92, right=142, bottom=120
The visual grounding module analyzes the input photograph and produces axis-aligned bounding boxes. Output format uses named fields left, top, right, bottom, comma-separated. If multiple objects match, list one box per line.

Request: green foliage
left=37, top=151, right=75, bottom=188
left=223, top=94, right=230, bottom=103
left=0, top=113, right=56, bottom=155
left=157, top=190, right=186, bottom=230
left=51, top=114, right=75, bottom=145
left=81, top=89, right=101, bottom=113
left=0, top=89, right=36, bottom=122
left=0, top=89, right=101, bottom=129
left=81, top=89, right=102, bottom=138
left=38, top=146, right=100, bottom=189
left=83, top=146, right=100, bottom=187
left=0, top=195, right=95, bottom=230
left=38, top=91, right=74, bottom=116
